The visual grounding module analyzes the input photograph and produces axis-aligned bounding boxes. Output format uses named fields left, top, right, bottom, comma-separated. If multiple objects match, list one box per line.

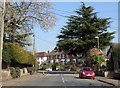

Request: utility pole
left=33, top=34, right=35, bottom=55
left=32, top=34, right=36, bottom=68
left=0, top=0, right=5, bottom=84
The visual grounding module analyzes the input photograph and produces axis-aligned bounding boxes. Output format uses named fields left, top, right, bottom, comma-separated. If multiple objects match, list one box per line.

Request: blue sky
left=32, top=2, right=118, bottom=52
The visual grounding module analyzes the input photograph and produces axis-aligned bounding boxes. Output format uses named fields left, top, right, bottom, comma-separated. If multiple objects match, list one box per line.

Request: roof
left=90, top=48, right=103, bottom=57
left=35, top=52, right=47, bottom=57
left=48, top=47, right=65, bottom=56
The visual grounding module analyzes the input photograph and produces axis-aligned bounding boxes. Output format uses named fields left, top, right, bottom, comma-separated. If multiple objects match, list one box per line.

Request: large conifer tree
left=57, top=3, right=114, bottom=56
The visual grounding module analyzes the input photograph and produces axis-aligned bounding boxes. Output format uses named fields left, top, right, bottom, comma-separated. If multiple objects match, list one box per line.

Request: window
left=37, top=58, right=39, bottom=60
left=56, top=55, right=57, bottom=59
left=41, top=57, right=43, bottom=60
left=50, top=56, right=52, bottom=59
left=62, top=54, right=65, bottom=58
left=82, top=67, right=93, bottom=71
left=59, top=55, right=61, bottom=59
left=60, top=54, right=65, bottom=59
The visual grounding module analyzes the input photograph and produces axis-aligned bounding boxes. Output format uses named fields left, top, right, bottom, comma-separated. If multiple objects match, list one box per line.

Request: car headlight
left=83, top=72, right=86, bottom=75
left=92, top=73, right=95, bottom=75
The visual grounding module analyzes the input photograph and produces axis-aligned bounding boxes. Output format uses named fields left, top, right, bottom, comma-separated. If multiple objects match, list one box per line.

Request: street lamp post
left=95, top=36, right=99, bottom=49
left=95, top=36, right=100, bottom=74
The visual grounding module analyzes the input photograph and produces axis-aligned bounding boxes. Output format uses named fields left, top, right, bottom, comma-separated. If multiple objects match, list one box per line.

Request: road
left=15, top=71, right=112, bottom=87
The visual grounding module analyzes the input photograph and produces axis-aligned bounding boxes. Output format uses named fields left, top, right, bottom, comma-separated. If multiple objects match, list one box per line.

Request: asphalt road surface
left=17, top=71, right=112, bottom=87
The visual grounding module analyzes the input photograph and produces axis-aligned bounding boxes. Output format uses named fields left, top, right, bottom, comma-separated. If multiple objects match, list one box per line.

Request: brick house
left=47, top=47, right=82, bottom=65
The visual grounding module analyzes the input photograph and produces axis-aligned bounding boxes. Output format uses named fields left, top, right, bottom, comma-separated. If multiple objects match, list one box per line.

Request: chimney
left=48, top=51, right=49, bottom=53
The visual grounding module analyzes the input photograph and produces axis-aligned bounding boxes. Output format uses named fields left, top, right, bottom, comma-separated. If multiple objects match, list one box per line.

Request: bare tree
left=0, top=1, right=57, bottom=45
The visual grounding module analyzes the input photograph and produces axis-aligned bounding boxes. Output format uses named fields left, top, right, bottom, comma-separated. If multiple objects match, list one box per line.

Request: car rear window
left=82, top=67, right=93, bottom=71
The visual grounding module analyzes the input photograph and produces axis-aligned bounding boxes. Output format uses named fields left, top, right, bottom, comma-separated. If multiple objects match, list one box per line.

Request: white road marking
left=61, top=74, right=66, bottom=88
left=62, top=78, right=65, bottom=83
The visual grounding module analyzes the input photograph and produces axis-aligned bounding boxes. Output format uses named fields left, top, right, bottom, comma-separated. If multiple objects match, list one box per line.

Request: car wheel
left=79, top=74, right=82, bottom=79
left=91, top=78, right=95, bottom=80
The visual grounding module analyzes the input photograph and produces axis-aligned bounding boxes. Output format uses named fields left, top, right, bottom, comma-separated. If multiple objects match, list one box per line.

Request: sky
left=31, top=2, right=118, bottom=53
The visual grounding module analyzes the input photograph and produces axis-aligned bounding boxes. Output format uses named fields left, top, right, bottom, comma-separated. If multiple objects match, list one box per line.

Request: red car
left=79, top=67, right=95, bottom=79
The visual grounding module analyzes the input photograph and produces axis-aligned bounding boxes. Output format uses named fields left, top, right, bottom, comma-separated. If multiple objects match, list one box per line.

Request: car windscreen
left=82, top=67, right=93, bottom=71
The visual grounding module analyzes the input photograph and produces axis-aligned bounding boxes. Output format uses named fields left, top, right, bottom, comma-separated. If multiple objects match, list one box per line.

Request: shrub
left=64, top=65, right=70, bottom=69
left=10, top=43, right=30, bottom=64
left=46, top=63, right=52, bottom=68
left=91, top=55, right=105, bottom=65
left=10, top=67, right=17, bottom=79
left=2, top=43, right=12, bottom=68
left=16, top=67, right=21, bottom=77
left=60, top=65, right=77, bottom=71
left=28, top=53, right=36, bottom=65
left=70, top=66, right=77, bottom=71
left=56, top=65, right=61, bottom=70
left=27, top=67, right=35, bottom=75
left=3, top=43, right=36, bottom=66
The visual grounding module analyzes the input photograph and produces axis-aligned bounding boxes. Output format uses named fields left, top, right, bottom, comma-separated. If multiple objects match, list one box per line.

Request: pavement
left=96, top=76, right=120, bottom=86
left=2, top=72, right=44, bottom=86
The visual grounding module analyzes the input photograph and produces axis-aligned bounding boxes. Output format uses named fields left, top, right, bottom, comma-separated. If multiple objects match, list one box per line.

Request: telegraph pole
left=33, top=34, right=35, bottom=55
left=32, top=34, right=36, bottom=68
left=0, top=0, right=5, bottom=84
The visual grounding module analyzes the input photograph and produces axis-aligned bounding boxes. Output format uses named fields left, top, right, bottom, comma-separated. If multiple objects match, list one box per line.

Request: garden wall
left=2, top=68, right=29, bottom=81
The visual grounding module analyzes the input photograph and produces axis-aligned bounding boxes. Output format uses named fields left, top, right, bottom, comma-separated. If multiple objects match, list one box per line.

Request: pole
left=97, top=37, right=99, bottom=49
left=0, top=0, right=5, bottom=84
left=95, top=36, right=100, bottom=74
left=95, top=36, right=99, bottom=49
left=32, top=34, right=36, bottom=69
left=33, top=34, right=35, bottom=55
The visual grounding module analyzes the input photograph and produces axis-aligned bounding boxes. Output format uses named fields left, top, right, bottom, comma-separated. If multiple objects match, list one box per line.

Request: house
left=88, top=48, right=108, bottom=67
left=107, top=43, right=120, bottom=72
left=47, top=47, right=81, bottom=65
left=35, top=52, right=48, bottom=66
left=47, top=48, right=67, bottom=65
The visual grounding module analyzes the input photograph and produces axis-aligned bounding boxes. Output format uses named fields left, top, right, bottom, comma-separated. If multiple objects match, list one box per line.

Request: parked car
left=45, top=68, right=52, bottom=71
left=79, top=67, right=95, bottom=79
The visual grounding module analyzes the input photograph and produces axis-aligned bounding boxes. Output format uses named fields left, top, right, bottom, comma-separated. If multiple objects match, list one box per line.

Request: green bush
left=46, top=63, right=52, bottom=68
left=64, top=65, right=70, bottom=70
left=42, top=65, right=48, bottom=70
left=10, top=43, right=29, bottom=64
left=56, top=65, right=61, bottom=70
left=91, top=55, right=105, bottom=65
left=2, top=43, right=12, bottom=68
left=59, top=65, right=77, bottom=71
left=27, top=67, right=35, bottom=75
left=16, top=67, right=21, bottom=77
left=28, top=53, right=36, bottom=65
left=10, top=67, right=17, bottom=79
left=3, top=43, right=36, bottom=68
left=70, top=66, right=77, bottom=71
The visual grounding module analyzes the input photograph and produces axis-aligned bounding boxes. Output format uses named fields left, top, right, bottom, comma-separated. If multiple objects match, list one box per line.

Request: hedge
left=2, top=43, right=36, bottom=67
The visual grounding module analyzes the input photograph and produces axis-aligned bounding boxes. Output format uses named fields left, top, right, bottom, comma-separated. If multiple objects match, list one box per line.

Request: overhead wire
left=50, top=7, right=119, bottom=21
left=35, top=35, right=56, bottom=45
